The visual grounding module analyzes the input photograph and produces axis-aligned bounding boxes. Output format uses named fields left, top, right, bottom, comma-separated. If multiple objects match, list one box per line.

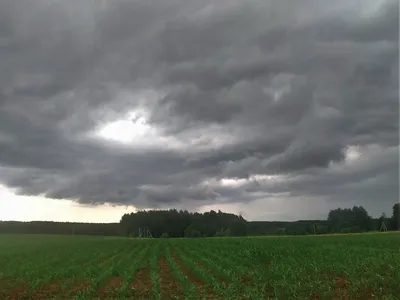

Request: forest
left=0, top=203, right=398, bottom=237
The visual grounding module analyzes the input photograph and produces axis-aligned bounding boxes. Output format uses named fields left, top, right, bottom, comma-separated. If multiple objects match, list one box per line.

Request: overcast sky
left=0, top=0, right=398, bottom=222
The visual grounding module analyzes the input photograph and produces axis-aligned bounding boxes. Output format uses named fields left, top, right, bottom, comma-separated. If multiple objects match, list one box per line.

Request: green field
left=0, top=233, right=399, bottom=300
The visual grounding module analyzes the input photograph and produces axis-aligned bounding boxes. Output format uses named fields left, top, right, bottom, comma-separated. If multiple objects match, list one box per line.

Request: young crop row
left=0, top=233, right=399, bottom=299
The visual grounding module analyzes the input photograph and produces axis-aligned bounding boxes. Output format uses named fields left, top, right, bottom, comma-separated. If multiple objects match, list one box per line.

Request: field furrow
left=170, top=249, right=215, bottom=300
left=67, top=280, right=90, bottom=299
left=174, top=247, right=228, bottom=298
left=117, top=244, right=151, bottom=298
left=183, top=248, right=232, bottom=286
left=130, top=266, right=152, bottom=299
left=0, top=278, right=28, bottom=300
left=158, top=254, right=183, bottom=299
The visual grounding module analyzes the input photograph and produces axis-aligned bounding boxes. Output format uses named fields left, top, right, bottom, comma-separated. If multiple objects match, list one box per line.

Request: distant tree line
left=0, top=203, right=398, bottom=237
left=120, top=209, right=248, bottom=238
left=0, top=221, right=121, bottom=236
left=120, top=203, right=399, bottom=238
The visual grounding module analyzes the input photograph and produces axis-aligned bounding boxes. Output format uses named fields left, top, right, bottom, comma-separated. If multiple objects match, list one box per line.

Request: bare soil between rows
left=158, top=255, right=184, bottom=299
left=171, top=250, right=217, bottom=300
left=130, top=266, right=152, bottom=298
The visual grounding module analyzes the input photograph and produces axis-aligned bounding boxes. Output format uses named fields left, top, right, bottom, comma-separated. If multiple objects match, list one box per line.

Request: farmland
left=0, top=233, right=399, bottom=300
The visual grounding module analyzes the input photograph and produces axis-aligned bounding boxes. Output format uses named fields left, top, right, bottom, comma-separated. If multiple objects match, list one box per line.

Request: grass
left=0, top=232, right=399, bottom=299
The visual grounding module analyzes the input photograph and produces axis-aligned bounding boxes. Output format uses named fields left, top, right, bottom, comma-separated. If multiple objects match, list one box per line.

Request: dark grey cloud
left=0, top=0, right=398, bottom=220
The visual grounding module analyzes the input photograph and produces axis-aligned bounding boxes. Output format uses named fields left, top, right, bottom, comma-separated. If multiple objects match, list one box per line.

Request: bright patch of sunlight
left=95, top=111, right=152, bottom=144
left=345, top=145, right=362, bottom=162
left=220, top=175, right=284, bottom=187
left=220, top=178, right=248, bottom=187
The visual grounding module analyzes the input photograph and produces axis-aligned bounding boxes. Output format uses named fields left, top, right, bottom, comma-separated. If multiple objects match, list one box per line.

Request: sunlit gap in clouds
left=91, top=110, right=197, bottom=151
left=344, top=145, right=362, bottom=162
left=95, top=111, right=152, bottom=144
left=220, top=175, right=285, bottom=187
left=86, top=88, right=170, bottom=147
left=90, top=112, right=242, bottom=155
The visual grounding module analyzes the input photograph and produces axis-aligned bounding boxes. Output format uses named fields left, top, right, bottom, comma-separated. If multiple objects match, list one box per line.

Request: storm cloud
left=0, top=0, right=398, bottom=220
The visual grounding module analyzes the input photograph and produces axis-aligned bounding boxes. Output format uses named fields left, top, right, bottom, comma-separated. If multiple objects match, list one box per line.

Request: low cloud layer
left=0, top=0, right=398, bottom=220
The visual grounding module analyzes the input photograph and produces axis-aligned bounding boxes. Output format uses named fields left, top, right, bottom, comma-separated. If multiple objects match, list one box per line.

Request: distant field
left=0, top=233, right=399, bottom=300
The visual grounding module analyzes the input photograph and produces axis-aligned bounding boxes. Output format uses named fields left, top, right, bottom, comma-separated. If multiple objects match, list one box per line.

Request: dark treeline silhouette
left=120, top=203, right=399, bottom=237
left=0, top=203, right=398, bottom=237
left=0, top=221, right=121, bottom=236
left=120, top=209, right=247, bottom=238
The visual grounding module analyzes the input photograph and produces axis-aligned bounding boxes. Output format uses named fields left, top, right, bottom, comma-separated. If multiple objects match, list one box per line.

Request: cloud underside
left=0, top=0, right=398, bottom=219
